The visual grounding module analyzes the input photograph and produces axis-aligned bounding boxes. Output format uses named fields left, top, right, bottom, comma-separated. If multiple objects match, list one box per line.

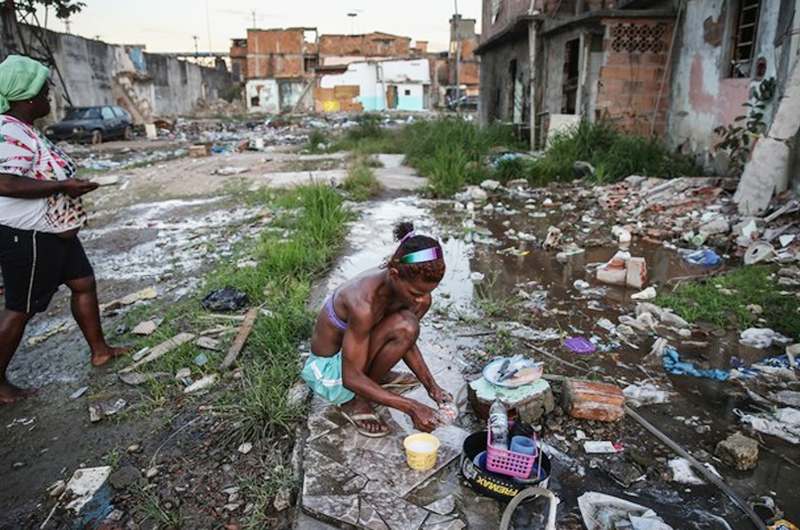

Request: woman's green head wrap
left=0, top=55, right=51, bottom=113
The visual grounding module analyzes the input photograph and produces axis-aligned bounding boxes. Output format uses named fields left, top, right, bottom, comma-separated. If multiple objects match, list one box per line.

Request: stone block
left=715, top=432, right=759, bottom=471
left=562, top=379, right=625, bottom=422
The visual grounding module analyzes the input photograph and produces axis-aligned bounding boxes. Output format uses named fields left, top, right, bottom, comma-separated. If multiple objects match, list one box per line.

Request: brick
left=562, top=380, right=625, bottom=422
left=626, top=257, right=648, bottom=289
left=715, top=432, right=759, bottom=471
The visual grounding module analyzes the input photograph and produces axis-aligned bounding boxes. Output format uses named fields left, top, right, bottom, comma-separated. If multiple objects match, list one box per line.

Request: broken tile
left=361, top=490, right=427, bottom=530
left=196, top=336, right=221, bottom=351
left=303, top=494, right=360, bottom=526
left=424, top=494, right=456, bottom=516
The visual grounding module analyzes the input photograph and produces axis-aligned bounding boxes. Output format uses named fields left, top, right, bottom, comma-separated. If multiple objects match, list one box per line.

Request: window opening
left=730, top=0, right=761, bottom=78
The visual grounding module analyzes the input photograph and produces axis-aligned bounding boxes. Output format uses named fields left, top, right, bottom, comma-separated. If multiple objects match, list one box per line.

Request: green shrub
left=342, top=159, right=381, bottom=201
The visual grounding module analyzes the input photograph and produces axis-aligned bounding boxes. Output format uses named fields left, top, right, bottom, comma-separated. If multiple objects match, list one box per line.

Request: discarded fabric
left=662, top=347, right=729, bottom=381
left=202, top=289, right=248, bottom=311
left=682, top=248, right=721, bottom=266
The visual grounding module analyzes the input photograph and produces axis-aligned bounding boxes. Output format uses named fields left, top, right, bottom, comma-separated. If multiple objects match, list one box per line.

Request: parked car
left=45, top=105, right=133, bottom=144
left=448, top=95, right=479, bottom=112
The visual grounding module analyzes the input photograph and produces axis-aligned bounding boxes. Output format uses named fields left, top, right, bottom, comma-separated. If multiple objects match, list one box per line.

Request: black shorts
left=0, top=225, right=94, bottom=313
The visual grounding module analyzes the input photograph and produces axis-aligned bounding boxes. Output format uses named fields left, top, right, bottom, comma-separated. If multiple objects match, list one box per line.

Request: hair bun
left=393, top=220, right=415, bottom=242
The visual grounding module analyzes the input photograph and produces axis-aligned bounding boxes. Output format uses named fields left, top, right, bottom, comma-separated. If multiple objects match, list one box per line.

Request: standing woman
left=303, top=221, right=452, bottom=437
left=0, top=55, right=127, bottom=404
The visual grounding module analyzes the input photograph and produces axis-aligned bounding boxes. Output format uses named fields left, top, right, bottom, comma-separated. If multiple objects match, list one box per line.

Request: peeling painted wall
left=478, top=36, right=530, bottom=126
left=668, top=0, right=783, bottom=159
left=246, top=79, right=310, bottom=114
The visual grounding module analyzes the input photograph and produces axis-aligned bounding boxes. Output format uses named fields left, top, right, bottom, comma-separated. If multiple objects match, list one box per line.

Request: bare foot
left=380, top=370, right=419, bottom=388
left=91, top=345, right=132, bottom=367
left=340, top=397, right=390, bottom=437
left=0, top=381, right=38, bottom=404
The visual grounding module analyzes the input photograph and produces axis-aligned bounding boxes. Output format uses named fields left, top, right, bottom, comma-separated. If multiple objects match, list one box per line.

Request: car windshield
left=64, top=108, right=101, bottom=120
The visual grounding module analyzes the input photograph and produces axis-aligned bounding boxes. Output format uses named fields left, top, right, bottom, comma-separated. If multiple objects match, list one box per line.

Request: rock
left=715, top=432, right=759, bottom=471
left=109, top=466, right=141, bottom=491
left=480, top=179, right=501, bottom=191
left=287, top=384, right=309, bottom=408
left=542, top=226, right=562, bottom=250
left=127, top=444, right=141, bottom=454
left=146, top=467, right=159, bottom=479
left=237, top=443, right=253, bottom=455
left=49, top=481, right=66, bottom=497
left=273, top=488, right=291, bottom=512
left=506, top=178, right=528, bottom=188
left=700, top=216, right=730, bottom=235
left=573, top=161, right=596, bottom=178
left=626, top=257, right=647, bottom=289
left=89, top=405, right=104, bottom=423
left=175, top=368, right=191, bottom=380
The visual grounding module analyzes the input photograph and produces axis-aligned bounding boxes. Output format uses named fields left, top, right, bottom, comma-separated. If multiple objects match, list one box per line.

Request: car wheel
left=123, top=126, right=133, bottom=141
left=91, top=130, right=102, bottom=145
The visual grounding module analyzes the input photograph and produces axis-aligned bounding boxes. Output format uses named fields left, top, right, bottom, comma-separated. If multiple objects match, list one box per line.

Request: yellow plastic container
left=403, top=433, right=440, bottom=471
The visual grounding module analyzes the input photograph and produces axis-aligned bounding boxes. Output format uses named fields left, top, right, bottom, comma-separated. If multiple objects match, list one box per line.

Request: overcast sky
left=39, top=0, right=482, bottom=54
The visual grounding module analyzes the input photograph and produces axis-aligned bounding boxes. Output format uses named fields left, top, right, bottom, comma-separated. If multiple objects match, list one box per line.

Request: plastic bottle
left=488, top=400, right=509, bottom=449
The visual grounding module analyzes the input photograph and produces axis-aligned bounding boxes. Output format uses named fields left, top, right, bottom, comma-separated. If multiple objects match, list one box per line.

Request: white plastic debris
left=739, top=328, right=792, bottom=349
left=184, top=374, right=218, bottom=394
left=623, top=382, right=671, bottom=407
left=668, top=458, right=705, bottom=485
left=630, top=287, right=657, bottom=300
left=583, top=441, right=618, bottom=454
left=64, top=466, right=112, bottom=513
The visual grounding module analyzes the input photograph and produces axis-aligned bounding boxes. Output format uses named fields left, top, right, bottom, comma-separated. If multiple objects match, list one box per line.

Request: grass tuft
left=342, top=156, right=381, bottom=201
left=655, top=265, right=800, bottom=335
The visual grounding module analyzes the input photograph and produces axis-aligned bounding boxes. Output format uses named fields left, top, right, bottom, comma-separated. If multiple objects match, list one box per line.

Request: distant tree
left=15, top=0, right=85, bottom=20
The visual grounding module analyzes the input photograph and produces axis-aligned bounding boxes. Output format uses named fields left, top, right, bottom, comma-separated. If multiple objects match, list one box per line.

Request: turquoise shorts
left=301, top=351, right=355, bottom=405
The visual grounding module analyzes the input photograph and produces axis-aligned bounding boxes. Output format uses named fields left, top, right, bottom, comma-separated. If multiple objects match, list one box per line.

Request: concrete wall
left=246, top=79, right=310, bottom=113
left=1, top=24, right=230, bottom=121
left=668, top=0, right=783, bottom=159
left=478, top=36, right=530, bottom=125
left=319, top=59, right=430, bottom=112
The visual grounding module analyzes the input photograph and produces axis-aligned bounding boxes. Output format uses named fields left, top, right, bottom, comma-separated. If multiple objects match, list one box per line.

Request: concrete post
left=735, top=57, right=800, bottom=214
left=528, top=21, right=538, bottom=151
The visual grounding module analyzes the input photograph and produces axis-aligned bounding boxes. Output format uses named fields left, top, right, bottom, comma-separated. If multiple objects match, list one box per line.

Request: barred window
left=729, top=0, right=761, bottom=78
left=610, top=23, right=668, bottom=53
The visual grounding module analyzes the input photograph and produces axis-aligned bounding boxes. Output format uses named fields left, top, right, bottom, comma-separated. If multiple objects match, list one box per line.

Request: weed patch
left=342, top=156, right=381, bottom=201
left=655, top=266, right=800, bottom=335
left=525, top=121, right=703, bottom=185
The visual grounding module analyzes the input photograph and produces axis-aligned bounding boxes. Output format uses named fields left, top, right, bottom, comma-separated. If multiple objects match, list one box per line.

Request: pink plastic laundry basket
left=485, top=428, right=539, bottom=479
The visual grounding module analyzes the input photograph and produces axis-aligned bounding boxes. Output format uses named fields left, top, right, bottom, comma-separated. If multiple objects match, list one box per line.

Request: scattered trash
left=64, top=466, right=112, bottom=513
left=563, top=337, right=596, bottom=354
left=682, top=248, right=722, bottom=266
left=121, top=332, right=195, bottom=373
left=542, top=226, right=562, bottom=250
left=132, top=318, right=163, bottom=336
left=668, top=458, right=705, bottom=484
left=583, top=441, right=619, bottom=454
left=213, top=166, right=250, bottom=175
left=26, top=322, right=71, bottom=346
left=740, top=328, right=792, bottom=349
left=735, top=409, right=800, bottom=444
left=184, top=374, right=218, bottom=394
left=202, top=289, right=248, bottom=311
left=88, top=405, right=104, bottom=423
left=100, top=286, right=158, bottom=313
left=578, top=492, right=674, bottom=530
left=483, top=355, right=544, bottom=387
left=630, top=287, right=657, bottom=300
left=562, top=380, right=625, bottom=422
left=470, top=271, right=485, bottom=283
left=69, top=386, right=89, bottom=399
left=573, top=279, right=590, bottom=290
left=623, top=382, right=671, bottom=407
left=744, top=241, right=777, bottom=265
left=196, top=336, right=221, bottom=351
left=194, top=353, right=209, bottom=366
left=662, top=347, right=729, bottom=381
left=221, top=308, right=258, bottom=369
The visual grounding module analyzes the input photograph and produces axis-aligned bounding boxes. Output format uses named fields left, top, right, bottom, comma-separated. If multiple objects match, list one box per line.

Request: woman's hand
left=61, top=178, right=99, bottom=198
left=408, top=402, right=442, bottom=432
left=428, top=385, right=453, bottom=407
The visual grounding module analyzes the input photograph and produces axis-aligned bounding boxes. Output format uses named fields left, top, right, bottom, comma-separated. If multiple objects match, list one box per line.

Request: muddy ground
left=1, top=133, right=798, bottom=530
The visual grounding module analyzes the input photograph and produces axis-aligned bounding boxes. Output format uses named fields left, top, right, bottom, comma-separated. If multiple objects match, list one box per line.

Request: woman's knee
left=389, top=310, right=420, bottom=341
left=65, top=275, right=97, bottom=294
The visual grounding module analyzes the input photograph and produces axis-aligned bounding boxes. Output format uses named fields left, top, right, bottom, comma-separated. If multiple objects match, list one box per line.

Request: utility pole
left=453, top=0, right=461, bottom=111
left=192, top=35, right=199, bottom=57
left=251, top=10, right=257, bottom=29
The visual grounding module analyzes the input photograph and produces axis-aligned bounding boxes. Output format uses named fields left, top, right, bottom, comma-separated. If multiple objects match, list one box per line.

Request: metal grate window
left=730, top=0, right=761, bottom=78
left=610, top=23, right=668, bottom=53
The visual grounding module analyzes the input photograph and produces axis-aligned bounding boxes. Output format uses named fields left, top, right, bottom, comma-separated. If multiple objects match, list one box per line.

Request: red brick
left=562, top=380, right=625, bottom=422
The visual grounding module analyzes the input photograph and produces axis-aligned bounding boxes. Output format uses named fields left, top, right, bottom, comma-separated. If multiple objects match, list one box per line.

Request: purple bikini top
left=325, top=288, right=347, bottom=331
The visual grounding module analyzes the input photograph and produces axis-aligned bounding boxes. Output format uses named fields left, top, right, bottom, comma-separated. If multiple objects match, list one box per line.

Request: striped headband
left=399, top=246, right=443, bottom=264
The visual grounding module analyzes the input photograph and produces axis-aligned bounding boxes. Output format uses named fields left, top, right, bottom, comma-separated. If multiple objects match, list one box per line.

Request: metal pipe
left=624, top=405, right=767, bottom=530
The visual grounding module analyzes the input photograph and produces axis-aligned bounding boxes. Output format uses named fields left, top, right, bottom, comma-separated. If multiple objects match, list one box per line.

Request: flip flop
left=380, top=372, right=421, bottom=390
left=340, top=409, right=391, bottom=438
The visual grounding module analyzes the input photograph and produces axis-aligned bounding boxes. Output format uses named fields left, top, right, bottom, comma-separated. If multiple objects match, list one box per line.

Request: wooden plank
left=120, top=332, right=195, bottom=373
left=221, top=308, right=258, bottom=369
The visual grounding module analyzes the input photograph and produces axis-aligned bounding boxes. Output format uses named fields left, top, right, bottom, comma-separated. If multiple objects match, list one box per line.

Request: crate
left=485, top=427, right=539, bottom=479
